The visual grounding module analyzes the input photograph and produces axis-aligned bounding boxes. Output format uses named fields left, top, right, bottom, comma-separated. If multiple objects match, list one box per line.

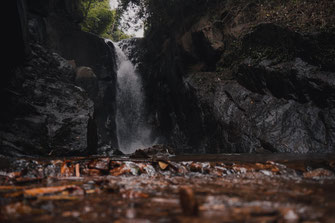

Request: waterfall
left=112, top=40, right=153, bottom=154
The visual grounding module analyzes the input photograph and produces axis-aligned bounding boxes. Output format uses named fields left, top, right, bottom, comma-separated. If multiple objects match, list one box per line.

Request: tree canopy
left=117, top=0, right=216, bottom=35
left=80, top=0, right=131, bottom=41
left=79, top=0, right=215, bottom=40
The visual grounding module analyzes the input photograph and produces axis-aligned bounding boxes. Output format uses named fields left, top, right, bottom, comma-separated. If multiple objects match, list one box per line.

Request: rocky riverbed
left=1, top=152, right=334, bottom=222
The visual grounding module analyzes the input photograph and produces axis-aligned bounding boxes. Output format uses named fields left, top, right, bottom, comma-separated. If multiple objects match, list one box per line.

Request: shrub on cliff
left=80, top=0, right=131, bottom=40
left=81, top=0, right=115, bottom=36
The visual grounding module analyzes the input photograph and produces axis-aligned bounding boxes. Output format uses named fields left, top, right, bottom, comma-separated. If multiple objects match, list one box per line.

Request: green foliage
left=80, top=0, right=131, bottom=41
left=104, top=29, right=132, bottom=41
left=81, top=0, right=115, bottom=36
left=118, top=0, right=220, bottom=35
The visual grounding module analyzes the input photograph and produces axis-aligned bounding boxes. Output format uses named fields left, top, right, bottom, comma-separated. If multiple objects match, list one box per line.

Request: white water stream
left=113, top=41, right=153, bottom=154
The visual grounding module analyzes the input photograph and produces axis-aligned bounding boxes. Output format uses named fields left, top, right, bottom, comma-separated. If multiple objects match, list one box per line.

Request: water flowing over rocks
left=113, top=40, right=154, bottom=154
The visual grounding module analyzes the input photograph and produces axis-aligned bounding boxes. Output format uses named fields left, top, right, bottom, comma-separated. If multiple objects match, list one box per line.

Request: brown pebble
left=179, top=186, right=198, bottom=216
left=158, top=161, right=169, bottom=170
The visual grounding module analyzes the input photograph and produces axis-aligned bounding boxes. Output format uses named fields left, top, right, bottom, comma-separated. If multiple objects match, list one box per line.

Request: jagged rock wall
left=138, top=1, right=335, bottom=153
left=0, top=43, right=94, bottom=156
left=26, top=0, right=118, bottom=149
left=0, top=0, right=118, bottom=156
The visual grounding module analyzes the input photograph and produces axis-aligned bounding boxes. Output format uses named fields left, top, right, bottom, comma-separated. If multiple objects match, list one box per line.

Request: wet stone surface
left=0, top=154, right=335, bottom=223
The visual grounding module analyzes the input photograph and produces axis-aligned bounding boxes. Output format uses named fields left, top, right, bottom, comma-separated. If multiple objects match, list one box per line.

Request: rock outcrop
left=0, top=43, right=93, bottom=156
left=1, top=0, right=117, bottom=156
left=183, top=23, right=335, bottom=153
left=26, top=0, right=118, bottom=149
left=137, top=0, right=335, bottom=153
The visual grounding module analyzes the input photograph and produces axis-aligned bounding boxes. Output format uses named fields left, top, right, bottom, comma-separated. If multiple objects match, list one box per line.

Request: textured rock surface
left=26, top=0, right=118, bottom=149
left=184, top=26, right=335, bottom=153
left=0, top=44, right=93, bottom=156
left=1, top=0, right=119, bottom=156
left=187, top=70, right=335, bottom=153
left=137, top=2, right=335, bottom=154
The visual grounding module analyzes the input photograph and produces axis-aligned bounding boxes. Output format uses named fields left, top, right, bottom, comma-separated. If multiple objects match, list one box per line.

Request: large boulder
left=186, top=68, right=335, bottom=153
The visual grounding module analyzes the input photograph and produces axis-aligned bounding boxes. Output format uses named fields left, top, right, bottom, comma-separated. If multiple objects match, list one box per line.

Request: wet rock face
left=237, top=58, right=335, bottom=108
left=1, top=0, right=114, bottom=156
left=0, top=44, right=93, bottom=157
left=183, top=23, right=335, bottom=153
left=46, top=18, right=118, bottom=149
left=140, top=10, right=335, bottom=153
left=26, top=0, right=118, bottom=149
left=187, top=72, right=335, bottom=153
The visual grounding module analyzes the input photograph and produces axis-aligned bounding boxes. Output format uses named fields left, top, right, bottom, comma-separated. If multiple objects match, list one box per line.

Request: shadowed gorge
left=1, top=0, right=335, bottom=222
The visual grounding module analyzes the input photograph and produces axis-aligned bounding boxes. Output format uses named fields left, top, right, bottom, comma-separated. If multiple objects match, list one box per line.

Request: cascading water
left=112, top=40, right=153, bottom=154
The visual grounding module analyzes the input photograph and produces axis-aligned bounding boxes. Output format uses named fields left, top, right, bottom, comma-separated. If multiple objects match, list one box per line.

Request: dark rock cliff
left=1, top=0, right=118, bottom=156
left=1, top=44, right=93, bottom=156
left=137, top=0, right=335, bottom=153
left=27, top=0, right=118, bottom=149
